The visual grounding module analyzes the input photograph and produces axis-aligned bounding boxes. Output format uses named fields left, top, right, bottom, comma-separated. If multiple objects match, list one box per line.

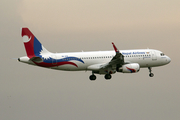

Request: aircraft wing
left=100, top=42, right=124, bottom=69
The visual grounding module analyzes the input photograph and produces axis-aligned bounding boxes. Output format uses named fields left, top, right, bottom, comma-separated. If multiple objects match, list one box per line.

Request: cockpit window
left=160, top=53, right=165, bottom=56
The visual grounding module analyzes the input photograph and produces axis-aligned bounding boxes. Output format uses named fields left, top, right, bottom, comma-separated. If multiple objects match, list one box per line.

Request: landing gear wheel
left=149, top=73, right=154, bottom=77
left=104, top=74, right=112, bottom=80
left=89, top=75, right=96, bottom=81
left=148, top=67, right=154, bottom=77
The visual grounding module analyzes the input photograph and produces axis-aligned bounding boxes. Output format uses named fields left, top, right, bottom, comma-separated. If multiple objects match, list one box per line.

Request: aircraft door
left=51, top=54, right=57, bottom=65
left=151, top=51, right=157, bottom=60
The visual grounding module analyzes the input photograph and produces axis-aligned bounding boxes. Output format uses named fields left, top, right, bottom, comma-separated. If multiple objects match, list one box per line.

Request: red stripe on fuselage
left=33, top=61, right=78, bottom=68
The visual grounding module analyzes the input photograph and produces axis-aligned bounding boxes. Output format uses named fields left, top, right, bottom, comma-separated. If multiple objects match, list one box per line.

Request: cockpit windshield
left=160, top=53, right=165, bottom=56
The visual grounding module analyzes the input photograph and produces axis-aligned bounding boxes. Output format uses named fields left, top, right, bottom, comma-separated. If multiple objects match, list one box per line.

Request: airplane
left=18, top=28, right=171, bottom=80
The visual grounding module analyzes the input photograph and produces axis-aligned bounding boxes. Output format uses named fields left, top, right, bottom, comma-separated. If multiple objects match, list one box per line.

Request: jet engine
left=117, top=63, right=140, bottom=73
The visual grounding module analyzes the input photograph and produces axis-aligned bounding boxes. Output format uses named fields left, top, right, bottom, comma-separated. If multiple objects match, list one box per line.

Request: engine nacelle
left=117, top=63, right=140, bottom=73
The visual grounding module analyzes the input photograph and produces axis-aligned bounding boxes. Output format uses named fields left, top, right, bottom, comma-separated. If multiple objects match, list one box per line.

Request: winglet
left=112, top=42, right=119, bottom=53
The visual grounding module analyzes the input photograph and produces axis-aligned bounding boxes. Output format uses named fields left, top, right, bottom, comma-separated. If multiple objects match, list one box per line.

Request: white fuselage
left=19, top=28, right=171, bottom=79
left=56, top=49, right=170, bottom=71
left=20, top=49, right=171, bottom=71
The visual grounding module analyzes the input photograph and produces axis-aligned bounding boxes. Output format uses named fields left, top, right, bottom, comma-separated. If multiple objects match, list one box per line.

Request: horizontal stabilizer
left=30, top=56, right=43, bottom=63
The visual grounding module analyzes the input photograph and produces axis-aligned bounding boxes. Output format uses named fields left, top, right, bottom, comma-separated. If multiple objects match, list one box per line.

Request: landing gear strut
left=104, top=74, right=112, bottom=80
left=89, top=72, right=96, bottom=81
left=148, top=67, right=154, bottom=77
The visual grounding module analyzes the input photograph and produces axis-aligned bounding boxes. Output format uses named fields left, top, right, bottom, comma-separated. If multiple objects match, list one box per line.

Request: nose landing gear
left=148, top=67, right=154, bottom=77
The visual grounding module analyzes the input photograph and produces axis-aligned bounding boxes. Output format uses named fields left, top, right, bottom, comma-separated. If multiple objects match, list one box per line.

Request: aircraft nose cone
left=166, top=57, right=171, bottom=63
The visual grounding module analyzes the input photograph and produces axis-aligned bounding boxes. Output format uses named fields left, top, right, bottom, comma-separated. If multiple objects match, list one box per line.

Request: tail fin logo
left=23, top=35, right=31, bottom=43
left=22, top=28, right=43, bottom=58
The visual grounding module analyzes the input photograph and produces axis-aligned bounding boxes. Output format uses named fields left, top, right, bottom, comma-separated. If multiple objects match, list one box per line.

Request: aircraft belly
left=126, top=58, right=152, bottom=68
left=55, top=64, right=84, bottom=71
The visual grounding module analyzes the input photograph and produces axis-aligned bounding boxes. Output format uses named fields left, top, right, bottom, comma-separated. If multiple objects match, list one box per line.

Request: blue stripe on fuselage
left=42, top=57, right=84, bottom=64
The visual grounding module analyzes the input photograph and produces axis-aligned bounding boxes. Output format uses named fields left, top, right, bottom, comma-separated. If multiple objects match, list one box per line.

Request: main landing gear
left=89, top=74, right=96, bottom=81
left=104, top=74, right=112, bottom=80
left=148, top=67, right=154, bottom=77
left=89, top=72, right=112, bottom=80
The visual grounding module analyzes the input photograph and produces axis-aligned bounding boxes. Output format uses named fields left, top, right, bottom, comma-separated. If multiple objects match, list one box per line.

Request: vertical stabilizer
left=21, top=28, right=50, bottom=58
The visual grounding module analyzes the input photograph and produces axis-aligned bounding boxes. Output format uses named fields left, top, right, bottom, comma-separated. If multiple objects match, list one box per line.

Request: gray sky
left=0, top=0, right=180, bottom=120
